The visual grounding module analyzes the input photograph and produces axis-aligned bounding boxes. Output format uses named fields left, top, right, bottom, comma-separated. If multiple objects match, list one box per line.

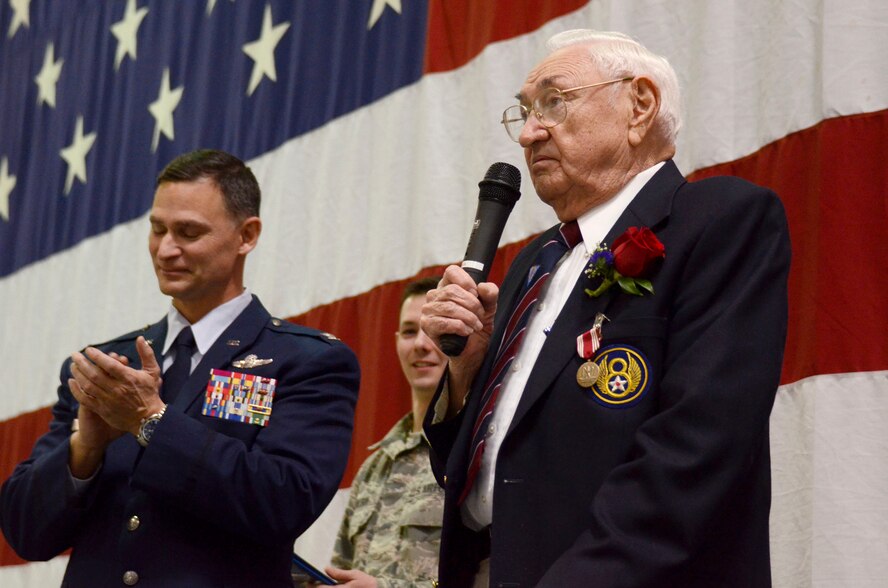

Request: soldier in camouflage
left=326, top=278, right=446, bottom=588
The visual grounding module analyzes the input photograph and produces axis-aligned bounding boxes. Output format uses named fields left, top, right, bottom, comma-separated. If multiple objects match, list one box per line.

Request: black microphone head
left=478, top=162, right=521, bottom=206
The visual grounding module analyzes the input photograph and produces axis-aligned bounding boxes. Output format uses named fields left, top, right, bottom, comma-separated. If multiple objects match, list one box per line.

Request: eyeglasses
left=501, top=77, right=633, bottom=142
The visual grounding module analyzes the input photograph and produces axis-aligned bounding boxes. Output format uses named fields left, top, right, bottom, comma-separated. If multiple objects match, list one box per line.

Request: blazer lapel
left=506, top=161, right=685, bottom=434
left=487, top=229, right=556, bottom=362
left=602, top=159, right=683, bottom=245
left=172, top=296, right=271, bottom=413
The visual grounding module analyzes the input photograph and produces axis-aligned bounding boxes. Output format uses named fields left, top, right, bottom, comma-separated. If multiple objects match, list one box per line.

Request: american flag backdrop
left=1, top=1, right=886, bottom=586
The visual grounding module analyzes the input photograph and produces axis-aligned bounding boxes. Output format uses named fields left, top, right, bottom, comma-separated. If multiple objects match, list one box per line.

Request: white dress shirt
left=461, top=163, right=664, bottom=530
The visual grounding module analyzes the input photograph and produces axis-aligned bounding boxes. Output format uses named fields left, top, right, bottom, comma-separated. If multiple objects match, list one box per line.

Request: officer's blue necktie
left=161, top=327, right=195, bottom=403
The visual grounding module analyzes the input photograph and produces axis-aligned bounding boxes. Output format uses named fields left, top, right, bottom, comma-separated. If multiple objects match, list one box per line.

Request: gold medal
left=576, top=360, right=600, bottom=387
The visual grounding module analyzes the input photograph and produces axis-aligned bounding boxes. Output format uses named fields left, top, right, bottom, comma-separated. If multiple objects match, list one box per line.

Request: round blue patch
left=586, top=344, right=650, bottom=408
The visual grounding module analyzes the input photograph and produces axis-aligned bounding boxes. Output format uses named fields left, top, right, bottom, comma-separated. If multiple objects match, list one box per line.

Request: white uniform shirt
left=162, top=288, right=253, bottom=375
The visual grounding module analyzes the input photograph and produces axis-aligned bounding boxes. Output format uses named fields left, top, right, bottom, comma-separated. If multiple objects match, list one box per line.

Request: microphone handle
left=438, top=162, right=520, bottom=358
left=439, top=266, right=484, bottom=356
left=440, top=334, right=468, bottom=357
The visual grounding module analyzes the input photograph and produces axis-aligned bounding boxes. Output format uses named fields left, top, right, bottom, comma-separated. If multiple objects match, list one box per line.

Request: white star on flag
left=110, top=0, right=149, bottom=70
left=60, top=116, right=97, bottom=195
left=34, top=43, right=64, bottom=108
left=148, top=68, right=184, bottom=152
left=242, top=3, right=290, bottom=96
left=368, top=0, right=402, bottom=30
left=7, top=0, right=30, bottom=39
left=206, top=0, right=234, bottom=16
left=0, top=157, right=16, bottom=221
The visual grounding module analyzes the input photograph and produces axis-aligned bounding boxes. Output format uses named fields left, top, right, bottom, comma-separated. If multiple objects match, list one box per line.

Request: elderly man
left=422, top=30, right=790, bottom=587
left=0, top=149, right=360, bottom=587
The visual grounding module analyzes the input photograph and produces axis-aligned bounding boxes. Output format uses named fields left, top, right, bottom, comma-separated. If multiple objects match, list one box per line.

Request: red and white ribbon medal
left=576, top=313, right=608, bottom=387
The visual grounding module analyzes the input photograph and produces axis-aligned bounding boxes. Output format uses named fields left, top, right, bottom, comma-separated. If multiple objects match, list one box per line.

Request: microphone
left=439, top=162, right=521, bottom=357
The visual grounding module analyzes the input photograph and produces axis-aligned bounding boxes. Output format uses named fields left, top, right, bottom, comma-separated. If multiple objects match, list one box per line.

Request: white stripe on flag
left=770, top=370, right=888, bottom=587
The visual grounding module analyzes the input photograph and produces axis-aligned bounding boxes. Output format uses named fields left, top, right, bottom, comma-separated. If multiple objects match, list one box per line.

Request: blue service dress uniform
left=1, top=296, right=360, bottom=587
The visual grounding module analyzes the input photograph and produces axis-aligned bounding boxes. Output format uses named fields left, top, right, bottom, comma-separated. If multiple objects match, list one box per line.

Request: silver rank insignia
left=586, top=344, right=650, bottom=408
left=231, top=354, right=273, bottom=368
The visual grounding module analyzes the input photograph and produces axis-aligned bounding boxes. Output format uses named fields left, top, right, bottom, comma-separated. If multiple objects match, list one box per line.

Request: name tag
left=201, top=368, right=276, bottom=427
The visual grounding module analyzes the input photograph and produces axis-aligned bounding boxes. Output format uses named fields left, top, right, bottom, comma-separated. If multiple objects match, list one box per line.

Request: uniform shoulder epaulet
left=267, top=318, right=342, bottom=344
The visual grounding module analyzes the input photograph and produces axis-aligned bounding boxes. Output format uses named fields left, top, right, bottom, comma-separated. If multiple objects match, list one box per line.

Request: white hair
left=546, top=29, right=682, bottom=145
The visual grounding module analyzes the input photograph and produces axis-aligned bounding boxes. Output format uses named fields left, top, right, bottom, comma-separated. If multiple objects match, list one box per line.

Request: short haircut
left=156, top=149, right=261, bottom=220
left=546, top=29, right=682, bottom=145
left=400, top=276, right=441, bottom=307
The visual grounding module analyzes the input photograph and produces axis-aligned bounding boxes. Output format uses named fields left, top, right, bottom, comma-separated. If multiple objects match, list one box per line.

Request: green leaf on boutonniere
left=618, top=276, right=643, bottom=296
left=636, top=279, right=654, bottom=295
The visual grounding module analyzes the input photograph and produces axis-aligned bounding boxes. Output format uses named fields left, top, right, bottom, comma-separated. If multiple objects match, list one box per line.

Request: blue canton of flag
left=0, top=0, right=428, bottom=277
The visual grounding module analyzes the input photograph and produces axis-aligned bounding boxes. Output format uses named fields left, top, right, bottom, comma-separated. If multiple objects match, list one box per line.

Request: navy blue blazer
left=425, top=161, right=791, bottom=587
left=1, top=296, right=360, bottom=587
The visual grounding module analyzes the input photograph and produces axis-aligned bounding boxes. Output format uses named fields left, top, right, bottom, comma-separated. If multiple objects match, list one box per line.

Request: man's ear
left=238, top=216, right=262, bottom=255
left=627, top=76, right=661, bottom=147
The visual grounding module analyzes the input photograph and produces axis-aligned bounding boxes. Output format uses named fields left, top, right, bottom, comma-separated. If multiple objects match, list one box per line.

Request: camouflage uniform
left=332, top=413, right=444, bottom=588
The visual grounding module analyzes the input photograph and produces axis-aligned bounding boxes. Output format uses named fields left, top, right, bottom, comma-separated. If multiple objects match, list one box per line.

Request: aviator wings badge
left=231, top=354, right=273, bottom=369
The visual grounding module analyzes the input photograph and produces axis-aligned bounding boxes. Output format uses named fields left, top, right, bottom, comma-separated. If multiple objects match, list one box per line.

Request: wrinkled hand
left=421, top=265, right=498, bottom=415
left=324, top=567, right=378, bottom=588
left=69, top=336, right=164, bottom=437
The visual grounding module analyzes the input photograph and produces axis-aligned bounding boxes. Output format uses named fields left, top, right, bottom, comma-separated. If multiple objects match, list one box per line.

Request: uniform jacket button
left=127, top=515, right=140, bottom=531
left=123, top=570, right=139, bottom=585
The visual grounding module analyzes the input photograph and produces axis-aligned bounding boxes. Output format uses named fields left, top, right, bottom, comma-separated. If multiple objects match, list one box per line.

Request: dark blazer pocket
left=601, top=316, right=667, bottom=341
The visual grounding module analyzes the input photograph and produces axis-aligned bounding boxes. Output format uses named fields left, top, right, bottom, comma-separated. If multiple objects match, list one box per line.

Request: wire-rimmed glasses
left=501, top=77, right=633, bottom=142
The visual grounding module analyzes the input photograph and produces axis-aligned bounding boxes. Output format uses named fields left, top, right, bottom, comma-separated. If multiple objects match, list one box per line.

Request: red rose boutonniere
left=585, top=226, right=665, bottom=297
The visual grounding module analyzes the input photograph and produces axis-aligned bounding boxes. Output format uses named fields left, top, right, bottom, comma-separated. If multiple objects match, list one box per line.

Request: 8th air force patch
left=586, top=344, right=650, bottom=408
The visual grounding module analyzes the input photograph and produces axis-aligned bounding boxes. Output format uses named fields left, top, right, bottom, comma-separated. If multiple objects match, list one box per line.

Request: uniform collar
left=369, top=413, right=425, bottom=458
left=163, top=289, right=253, bottom=356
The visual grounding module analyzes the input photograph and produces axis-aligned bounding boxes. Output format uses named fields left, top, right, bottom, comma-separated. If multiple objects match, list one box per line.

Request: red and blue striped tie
left=459, top=220, right=582, bottom=504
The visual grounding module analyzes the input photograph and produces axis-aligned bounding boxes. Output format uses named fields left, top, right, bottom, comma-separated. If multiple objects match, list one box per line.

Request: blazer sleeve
left=423, top=374, right=468, bottom=487
left=539, top=187, right=791, bottom=585
left=0, top=359, right=104, bottom=560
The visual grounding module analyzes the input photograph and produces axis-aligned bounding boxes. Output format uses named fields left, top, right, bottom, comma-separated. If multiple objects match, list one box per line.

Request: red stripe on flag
left=689, top=109, right=888, bottom=385
left=289, top=235, right=537, bottom=489
left=424, top=0, right=589, bottom=73
left=0, top=407, right=55, bottom=566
